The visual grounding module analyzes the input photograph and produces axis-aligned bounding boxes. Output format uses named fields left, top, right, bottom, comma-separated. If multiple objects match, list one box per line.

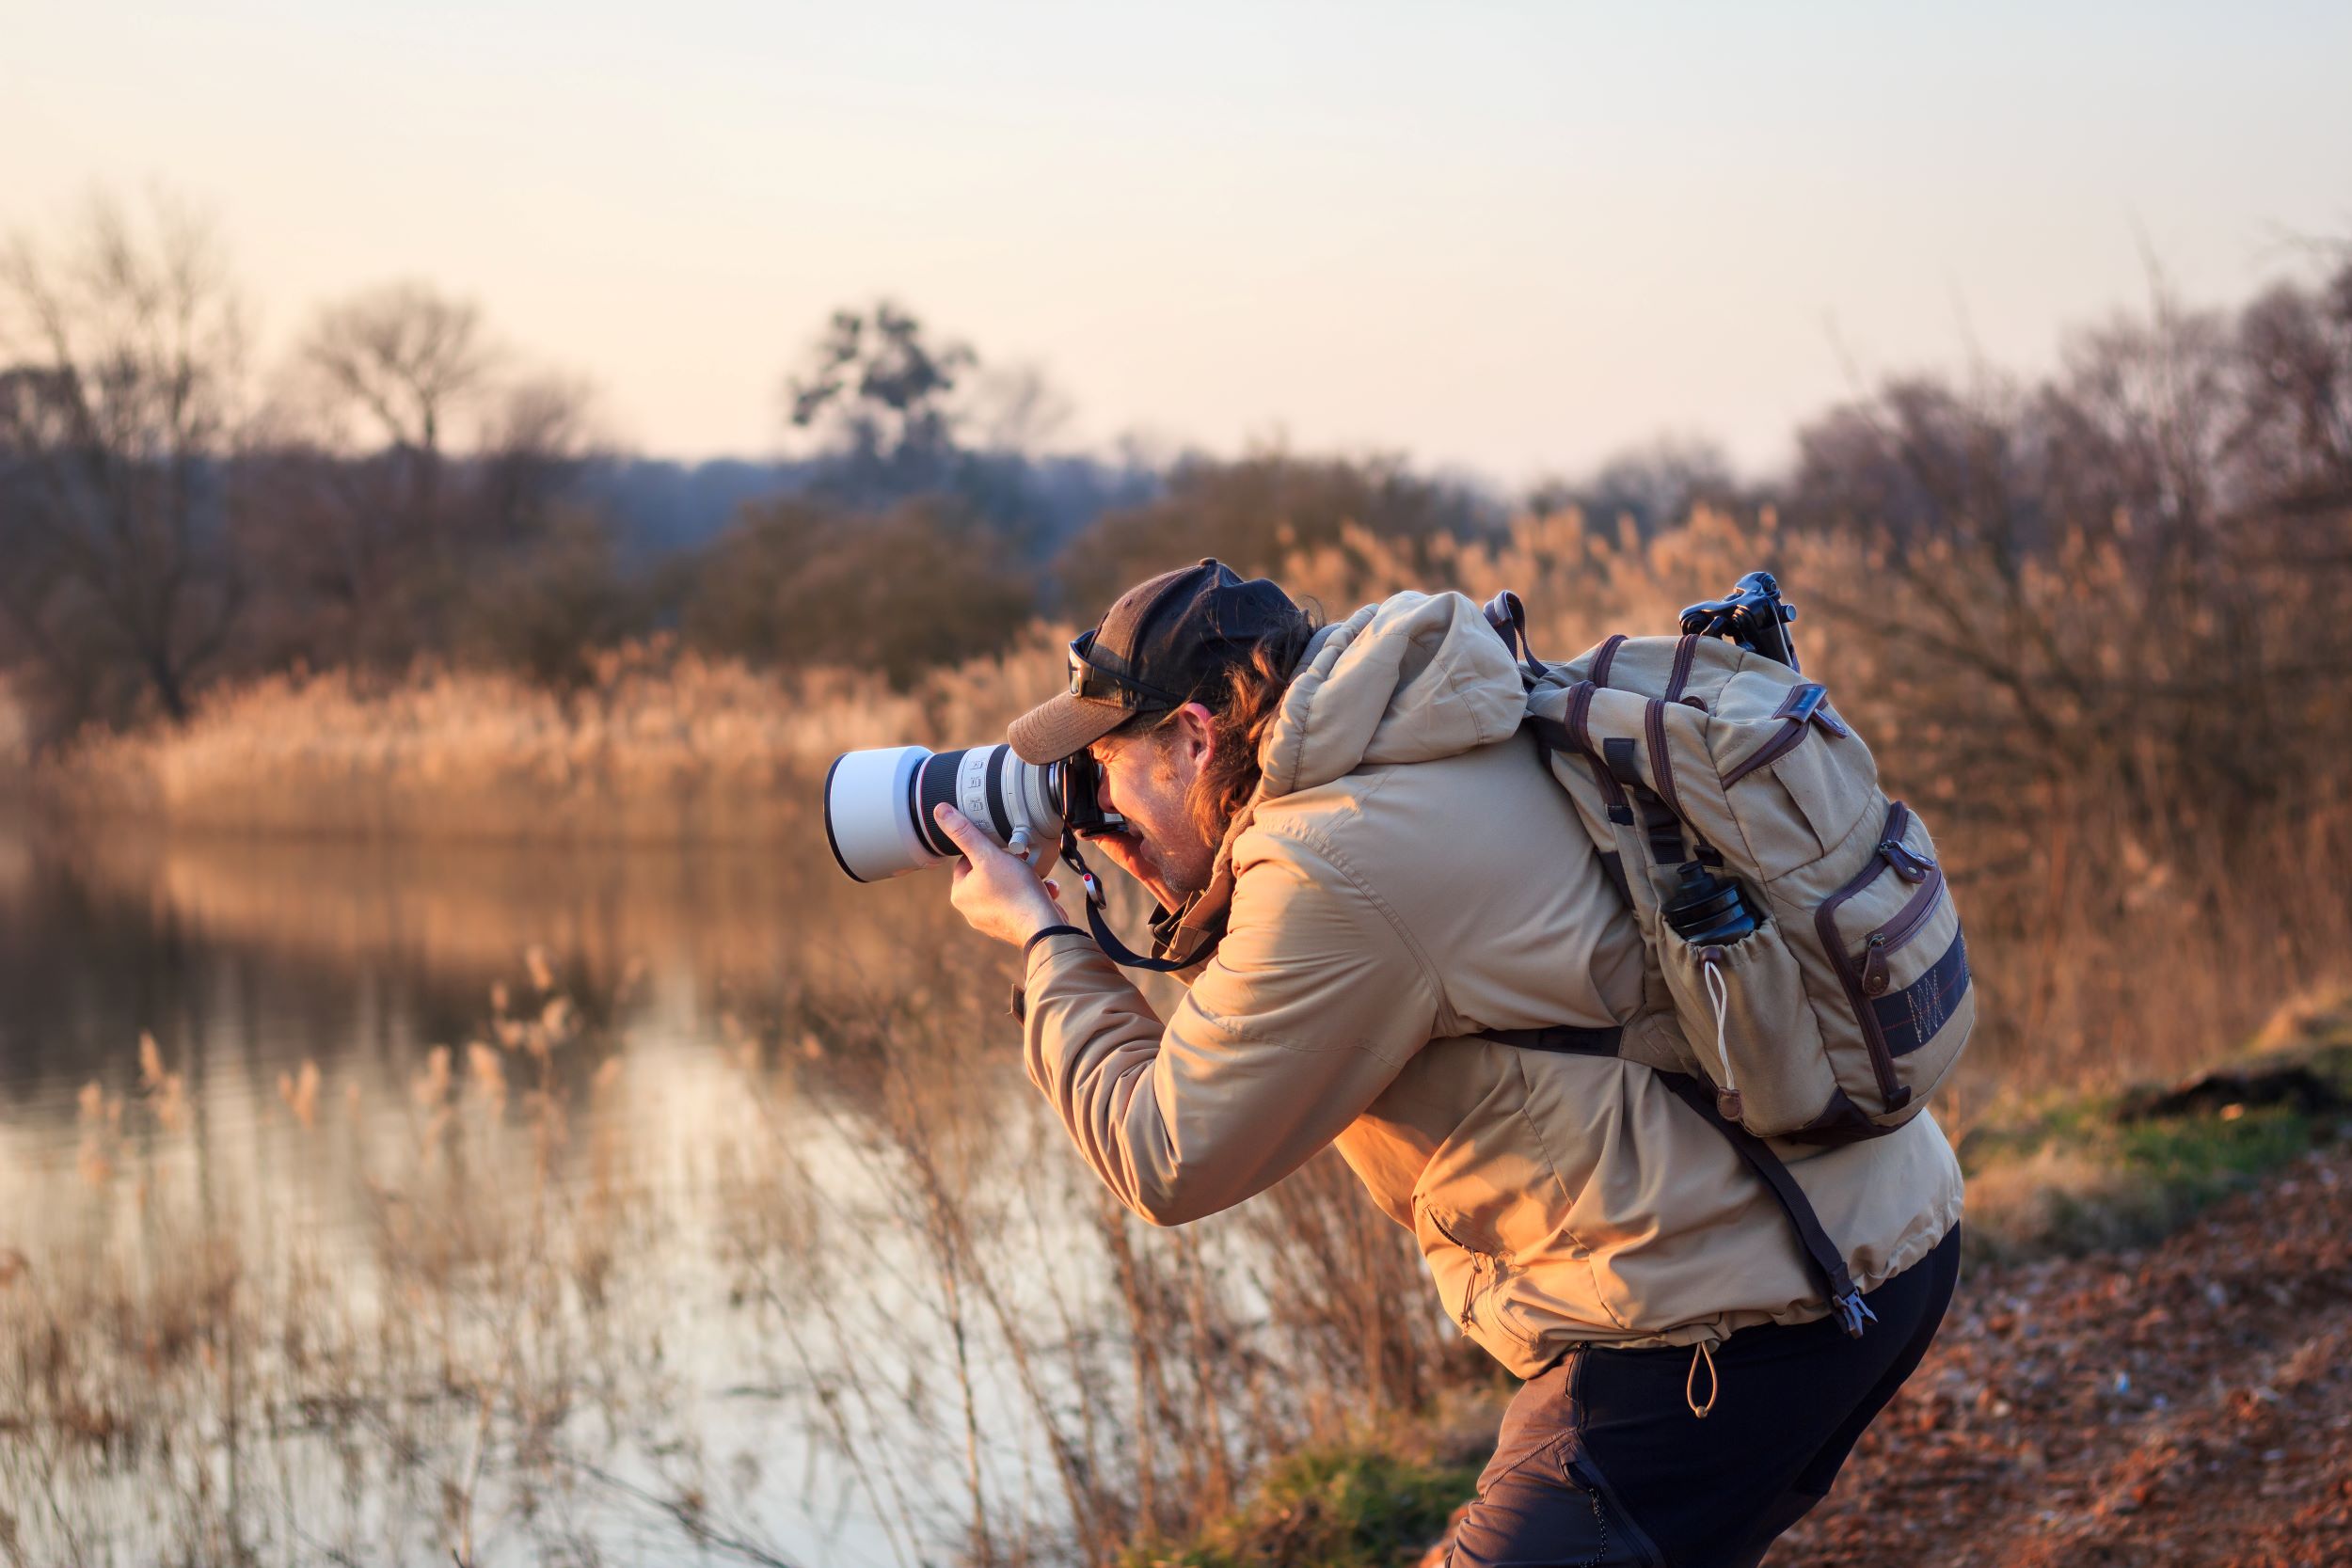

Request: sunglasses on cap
left=1066, top=627, right=1187, bottom=709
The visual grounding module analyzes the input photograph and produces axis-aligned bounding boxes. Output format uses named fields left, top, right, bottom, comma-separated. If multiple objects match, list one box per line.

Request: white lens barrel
left=823, top=743, right=1065, bottom=882
left=823, top=746, right=942, bottom=882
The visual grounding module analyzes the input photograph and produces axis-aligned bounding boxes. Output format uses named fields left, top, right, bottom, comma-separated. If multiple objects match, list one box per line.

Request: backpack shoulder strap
left=1651, top=1071, right=1879, bottom=1339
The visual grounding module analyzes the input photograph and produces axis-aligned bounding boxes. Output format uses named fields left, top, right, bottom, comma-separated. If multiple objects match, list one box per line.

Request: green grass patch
left=1957, top=1035, right=2351, bottom=1262
left=1118, top=1447, right=1480, bottom=1568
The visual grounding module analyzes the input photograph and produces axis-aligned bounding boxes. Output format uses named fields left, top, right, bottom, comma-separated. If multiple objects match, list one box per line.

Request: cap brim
left=1008, top=693, right=1133, bottom=765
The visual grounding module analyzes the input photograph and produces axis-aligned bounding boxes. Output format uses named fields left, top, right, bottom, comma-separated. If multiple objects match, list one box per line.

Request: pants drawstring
left=1686, top=1340, right=1720, bottom=1418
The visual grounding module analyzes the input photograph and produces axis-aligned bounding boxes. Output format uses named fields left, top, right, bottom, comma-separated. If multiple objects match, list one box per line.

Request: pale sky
left=6, top=0, right=2349, bottom=484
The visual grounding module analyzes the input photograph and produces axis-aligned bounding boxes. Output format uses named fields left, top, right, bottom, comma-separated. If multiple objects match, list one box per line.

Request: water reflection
left=0, top=818, right=1420, bottom=1567
left=0, top=818, right=1057, bottom=1565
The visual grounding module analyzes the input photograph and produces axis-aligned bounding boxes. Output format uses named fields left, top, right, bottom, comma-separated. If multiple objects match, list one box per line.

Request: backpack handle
left=1482, top=590, right=1545, bottom=679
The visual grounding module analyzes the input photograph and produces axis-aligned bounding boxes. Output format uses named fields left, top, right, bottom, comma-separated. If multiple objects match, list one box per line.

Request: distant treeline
left=2, top=195, right=2347, bottom=742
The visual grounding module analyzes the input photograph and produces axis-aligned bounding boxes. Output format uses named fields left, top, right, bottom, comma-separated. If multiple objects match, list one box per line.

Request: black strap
left=1476, top=1023, right=1623, bottom=1056
left=1022, top=924, right=1089, bottom=960
left=1057, top=828, right=1225, bottom=974
left=1602, top=738, right=1687, bottom=868
left=1483, top=589, right=1547, bottom=684
left=1532, top=699, right=1635, bottom=829
left=1084, top=899, right=1211, bottom=972
left=1652, top=1070, right=1878, bottom=1338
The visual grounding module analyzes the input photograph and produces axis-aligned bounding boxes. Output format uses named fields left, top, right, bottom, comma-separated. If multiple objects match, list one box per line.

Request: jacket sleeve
left=1019, top=829, right=1444, bottom=1226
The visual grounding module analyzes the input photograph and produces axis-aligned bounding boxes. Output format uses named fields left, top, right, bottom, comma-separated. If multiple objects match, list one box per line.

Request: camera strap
left=1057, top=827, right=1224, bottom=974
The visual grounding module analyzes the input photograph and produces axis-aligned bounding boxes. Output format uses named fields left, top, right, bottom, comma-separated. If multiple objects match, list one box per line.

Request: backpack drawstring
left=1685, top=1340, right=1719, bottom=1418
left=1700, top=947, right=1743, bottom=1123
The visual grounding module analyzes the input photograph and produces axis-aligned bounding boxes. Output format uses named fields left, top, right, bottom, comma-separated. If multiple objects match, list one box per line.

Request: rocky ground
left=1773, top=1148, right=2352, bottom=1568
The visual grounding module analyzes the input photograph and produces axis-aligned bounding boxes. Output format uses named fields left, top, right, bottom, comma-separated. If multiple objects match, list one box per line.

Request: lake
left=0, top=815, right=1432, bottom=1566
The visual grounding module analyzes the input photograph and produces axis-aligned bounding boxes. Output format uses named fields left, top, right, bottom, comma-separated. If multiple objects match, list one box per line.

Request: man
left=934, top=559, right=1963, bottom=1568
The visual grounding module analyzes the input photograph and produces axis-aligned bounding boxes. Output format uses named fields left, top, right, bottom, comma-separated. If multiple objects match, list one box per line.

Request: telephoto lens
left=822, top=744, right=1066, bottom=882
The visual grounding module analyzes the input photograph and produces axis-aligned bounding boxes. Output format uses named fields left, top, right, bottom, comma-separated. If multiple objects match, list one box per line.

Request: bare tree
left=0, top=194, right=248, bottom=727
left=249, top=281, right=516, bottom=663
left=476, top=371, right=604, bottom=538
left=298, top=279, right=499, bottom=523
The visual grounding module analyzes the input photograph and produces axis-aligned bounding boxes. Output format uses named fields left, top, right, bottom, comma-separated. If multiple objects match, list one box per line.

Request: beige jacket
left=1019, top=590, right=1963, bottom=1375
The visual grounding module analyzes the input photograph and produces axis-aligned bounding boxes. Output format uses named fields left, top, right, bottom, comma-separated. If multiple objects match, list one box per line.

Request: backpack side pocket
left=1655, top=912, right=1837, bottom=1137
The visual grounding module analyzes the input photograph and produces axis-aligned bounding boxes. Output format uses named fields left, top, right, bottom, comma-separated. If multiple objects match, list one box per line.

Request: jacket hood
left=1259, top=590, right=1528, bottom=799
left=1148, top=589, right=1526, bottom=973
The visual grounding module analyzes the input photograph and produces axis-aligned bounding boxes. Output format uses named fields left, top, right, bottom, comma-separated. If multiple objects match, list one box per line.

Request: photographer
left=936, top=559, right=1963, bottom=1568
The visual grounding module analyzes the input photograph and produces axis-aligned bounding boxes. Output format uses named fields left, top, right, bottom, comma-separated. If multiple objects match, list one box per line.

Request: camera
left=822, top=743, right=1125, bottom=882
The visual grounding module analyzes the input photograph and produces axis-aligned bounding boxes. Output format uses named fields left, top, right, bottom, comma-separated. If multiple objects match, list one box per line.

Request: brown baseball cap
left=1008, top=559, right=1306, bottom=764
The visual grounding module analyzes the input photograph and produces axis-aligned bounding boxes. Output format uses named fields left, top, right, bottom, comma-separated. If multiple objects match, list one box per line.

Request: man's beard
left=1152, top=821, right=1220, bottom=902
left=1108, top=820, right=1214, bottom=905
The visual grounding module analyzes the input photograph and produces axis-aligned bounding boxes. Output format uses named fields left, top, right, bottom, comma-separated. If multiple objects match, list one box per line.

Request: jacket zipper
left=1814, top=801, right=1915, bottom=1110
left=1860, top=863, right=1947, bottom=996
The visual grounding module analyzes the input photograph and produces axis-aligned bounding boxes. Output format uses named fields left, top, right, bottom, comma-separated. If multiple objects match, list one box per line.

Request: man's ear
left=1174, top=701, right=1217, bottom=768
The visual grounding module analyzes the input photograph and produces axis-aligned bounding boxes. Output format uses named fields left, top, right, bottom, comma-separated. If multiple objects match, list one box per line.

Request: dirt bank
left=1775, top=1148, right=2352, bottom=1568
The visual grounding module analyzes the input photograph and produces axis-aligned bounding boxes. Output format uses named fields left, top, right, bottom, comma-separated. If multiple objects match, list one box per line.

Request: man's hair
left=1117, top=610, right=1320, bottom=847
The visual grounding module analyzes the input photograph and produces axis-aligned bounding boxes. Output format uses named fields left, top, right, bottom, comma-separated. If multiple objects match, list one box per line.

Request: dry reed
left=35, top=503, right=2352, bottom=1100
left=1, top=919, right=1490, bottom=1567
left=12, top=503, right=2352, bottom=1562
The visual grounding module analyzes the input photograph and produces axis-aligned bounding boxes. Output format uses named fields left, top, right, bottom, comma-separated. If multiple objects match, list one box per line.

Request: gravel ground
left=1775, top=1148, right=2352, bottom=1568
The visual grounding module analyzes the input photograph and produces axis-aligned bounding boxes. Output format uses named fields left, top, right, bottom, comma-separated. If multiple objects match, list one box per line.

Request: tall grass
left=38, top=504, right=2352, bottom=1101
left=40, top=635, right=1068, bottom=843
left=0, top=964, right=709, bottom=1566
left=1288, top=508, right=2352, bottom=1101
left=0, top=922, right=1485, bottom=1566
left=13, top=502, right=2352, bottom=1561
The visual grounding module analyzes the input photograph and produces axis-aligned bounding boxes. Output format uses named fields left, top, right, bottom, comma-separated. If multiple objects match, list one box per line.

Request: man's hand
left=932, top=803, right=1070, bottom=948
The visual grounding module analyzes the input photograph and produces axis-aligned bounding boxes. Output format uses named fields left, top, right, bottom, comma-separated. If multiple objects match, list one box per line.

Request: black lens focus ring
left=914, top=750, right=966, bottom=856
left=982, top=745, right=1013, bottom=842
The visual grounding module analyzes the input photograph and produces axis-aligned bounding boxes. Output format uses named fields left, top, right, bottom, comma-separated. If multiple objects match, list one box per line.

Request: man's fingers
left=932, top=802, right=990, bottom=855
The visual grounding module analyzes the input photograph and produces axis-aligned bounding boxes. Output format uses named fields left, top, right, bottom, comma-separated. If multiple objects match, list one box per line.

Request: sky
left=5, top=0, right=2349, bottom=485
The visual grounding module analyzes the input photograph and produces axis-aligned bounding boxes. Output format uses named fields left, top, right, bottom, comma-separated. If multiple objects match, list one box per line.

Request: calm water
left=0, top=815, right=1268, bottom=1567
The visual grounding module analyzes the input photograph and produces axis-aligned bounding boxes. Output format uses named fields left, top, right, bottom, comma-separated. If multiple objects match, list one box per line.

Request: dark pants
left=1447, top=1227, right=1961, bottom=1568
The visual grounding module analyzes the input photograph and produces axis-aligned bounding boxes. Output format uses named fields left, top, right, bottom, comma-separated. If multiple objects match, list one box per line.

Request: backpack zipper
left=1859, top=863, right=1947, bottom=996
left=1721, top=718, right=1806, bottom=787
left=1853, top=869, right=1947, bottom=991
left=1722, top=682, right=1833, bottom=787
left=1663, top=633, right=1701, bottom=703
left=1645, top=698, right=1681, bottom=816
left=1814, top=801, right=1915, bottom=1110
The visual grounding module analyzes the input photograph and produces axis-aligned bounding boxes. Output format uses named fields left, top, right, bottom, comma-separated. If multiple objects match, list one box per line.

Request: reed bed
left=38, top=503, right=2352, bottom=1101
left=41, top=636, right=1069, bottom=844
left=12, top=506, right=2352, bottom=1563
left=0, top=915, right=1483, bottom=1568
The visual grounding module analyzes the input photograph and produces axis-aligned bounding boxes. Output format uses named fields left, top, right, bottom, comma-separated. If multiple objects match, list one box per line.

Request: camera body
left=822, top=743, right=1125, bottom=882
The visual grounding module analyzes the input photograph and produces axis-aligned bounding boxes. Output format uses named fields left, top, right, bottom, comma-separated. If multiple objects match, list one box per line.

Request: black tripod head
left=1678, top=571, right=1800, bottom=673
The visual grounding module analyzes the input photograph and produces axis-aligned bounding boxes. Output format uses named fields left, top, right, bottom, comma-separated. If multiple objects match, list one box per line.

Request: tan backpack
left=1486, top=581, right=1973, bottom=1146
left=1482, top=578, right=1973, bottom=1337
